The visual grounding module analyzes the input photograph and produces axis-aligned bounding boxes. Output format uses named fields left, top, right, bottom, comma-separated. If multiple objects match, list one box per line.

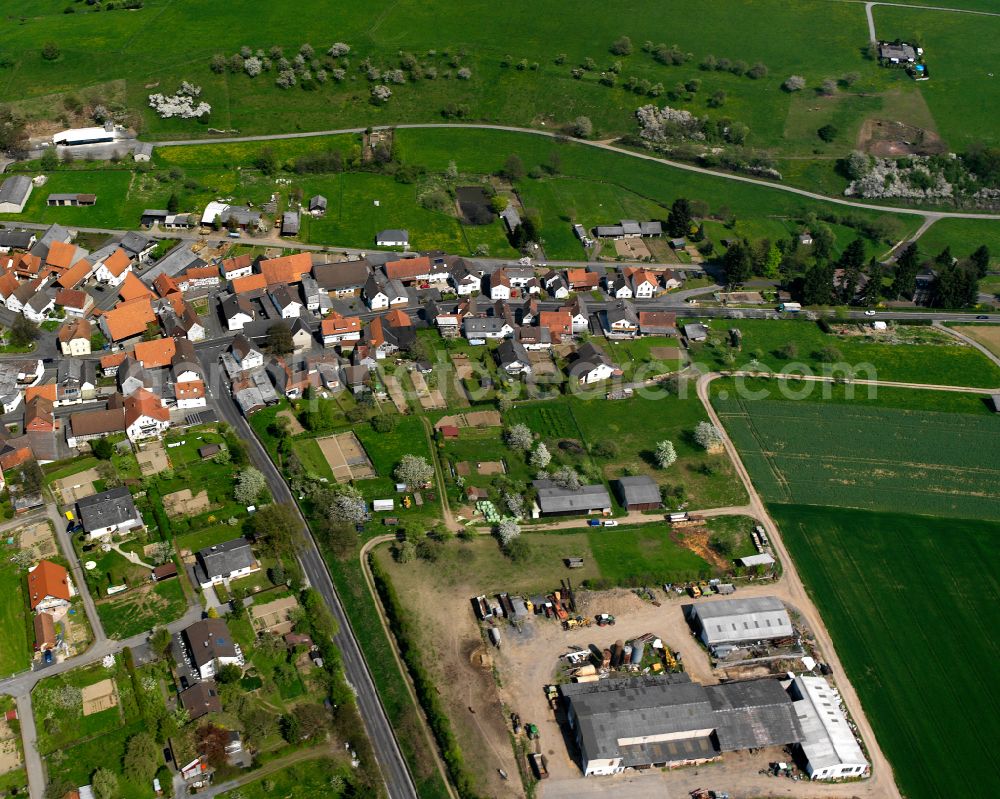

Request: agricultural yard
left=0, top=555, right=31, bottom=677
left=714, top=395, right=1000, bottom=519
left=368, top=520, right=732, bottom=798
left=775, top=504, right=1000, bottom=799
left=687, top=317, right=1000, bottom=387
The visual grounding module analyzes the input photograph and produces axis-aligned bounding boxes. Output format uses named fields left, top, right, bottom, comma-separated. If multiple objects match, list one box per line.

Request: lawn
left=0, top=555, right=31, bottom=677
left=774, top=504, right=1000, bottom=799
left=917, top=219, right=1000, bottom=269
left=587, top=524, right=713, bottom=585
left=0, top=170, right=135, bottom=228
left=95, top=578, right=188, bottom=640
left=290, top=438, right=335, bottom=482
left=714, top=395, right=1000, bottom=519
left=872, top=5, right=1000, bottom=150
left=687, top=317, right=1000, bottom=388
left=174, top=523, right=245, bottom=554
left=217, top=757, right=350, bottom=799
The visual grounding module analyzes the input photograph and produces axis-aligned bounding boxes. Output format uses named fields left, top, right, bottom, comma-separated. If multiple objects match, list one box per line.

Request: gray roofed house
left=562, top=674, right=802, bottom=776
left=376, top=229, right=409, bottom=247
left=532, top=479, right=612, bottom=517
left=180, top=618, right=244, bottom=679
left=0, top=230, right=36, bottom=251
left=281, top=210, right=300, bottom=236
left=0, top=176, right=33, bottom=214
left=640, top=221, right=663, bottom=236
left=683, top=323, right=709, bottom=342
left=308, top=195, right=327, bottom=215
left=685, top=596, right=794, bottom=652
left=313, top=260, right=371, bottom=294
left=118, top=231, right=156, bottom=261
left=613, top=475, right=661, bottom=510
left=878, top=42, right=917, bottom=62
left=495, top=339, right=532, bottom=375
left=133, top=142, right=154, bottom=162
left=194, top=537, right=260, bottom=587
left=77, top=486, right=143, bottom=539
left=143, top=243, right=200, bottom=283
left=500, top=204, right=521, bottom=234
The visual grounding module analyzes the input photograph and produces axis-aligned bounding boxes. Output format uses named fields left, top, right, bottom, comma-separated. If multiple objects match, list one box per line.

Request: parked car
left=587, top=519, right=601, bottom=527
left=601, top=520, right=618, bottom=527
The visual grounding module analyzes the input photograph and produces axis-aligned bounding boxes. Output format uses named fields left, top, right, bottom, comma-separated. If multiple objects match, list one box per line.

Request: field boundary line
left=358, top=536, right=460, bottom=799
left=698, top=372, right=904, bottom=799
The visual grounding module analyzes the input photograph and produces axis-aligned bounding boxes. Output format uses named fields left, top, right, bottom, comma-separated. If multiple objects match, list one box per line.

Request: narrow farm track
left=697, top=371, right=905, bottom=799
left=356, top=534, right=460, bottom=799
left=149, top=124, right=1000, bottom=222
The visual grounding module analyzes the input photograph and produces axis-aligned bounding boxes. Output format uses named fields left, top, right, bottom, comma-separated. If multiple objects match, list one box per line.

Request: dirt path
left=697, top=372, right=903, bottom=799
left=358, top=534, right=460, bottom=799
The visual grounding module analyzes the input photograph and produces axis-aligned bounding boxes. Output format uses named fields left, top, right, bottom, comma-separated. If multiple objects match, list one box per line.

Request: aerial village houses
left=76, top=486, right=144, bottom=539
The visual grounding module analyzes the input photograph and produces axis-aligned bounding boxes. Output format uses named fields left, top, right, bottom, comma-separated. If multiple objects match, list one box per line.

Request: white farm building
left=790, top=676, right=868, bottom=780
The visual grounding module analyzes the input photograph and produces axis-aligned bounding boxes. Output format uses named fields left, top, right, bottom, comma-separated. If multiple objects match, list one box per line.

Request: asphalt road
left=202, top=376, right=417, bottom=799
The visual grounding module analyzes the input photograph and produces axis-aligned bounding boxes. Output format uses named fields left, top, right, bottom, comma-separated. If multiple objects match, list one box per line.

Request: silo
left=611, top=640, right=624, bottom=668
left=631, top=641, right=645, bottom=666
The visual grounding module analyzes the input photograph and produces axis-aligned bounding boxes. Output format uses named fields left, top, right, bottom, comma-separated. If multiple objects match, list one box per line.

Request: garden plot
left=52, top=468, right=99, bottom=505
left=81, top=679, right=118, bottom=716
left=136, top=441, right=170, bottom=476
left=315, top=432, right=376, bottom=483
left=410, top=371, right=445, bottom=409
left=435, top=410, right=502, bottom=429
left=614, top=238, right=651, bottom=260
left=19, top=522, right=57, bottom=558
left=0, top=714, right=20, bottom=776
left=162, top=488, right=211, bottom=517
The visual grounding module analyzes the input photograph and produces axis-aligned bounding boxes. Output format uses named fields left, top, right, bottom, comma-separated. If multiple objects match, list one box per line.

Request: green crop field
left=0, top=0, right=923, bottom=149
left=774, top=504, right=1000, bottom=799
left=710, top=376, right=996, bottom=416
left=687, top=318, right=1000, bottom=388
left=0, top=557, right=30, bottom=677
left=715, top=396, right=1000, bottom=519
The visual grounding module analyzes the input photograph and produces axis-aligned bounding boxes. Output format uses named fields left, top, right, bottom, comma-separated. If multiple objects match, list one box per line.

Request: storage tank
left=611, top=640, right=624, bottom=668
left=488, top=627, right=501, bottom=648
left=622, top=645, right=633, bottom=666
left=573, top=664, right=597, bottom=678
left=573, top=674, right=599, bottom=683
left=631, top=641, right=645, bottom=665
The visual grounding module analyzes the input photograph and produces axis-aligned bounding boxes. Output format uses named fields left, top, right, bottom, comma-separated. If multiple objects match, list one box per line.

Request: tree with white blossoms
left=394, top=454, right=434, bottom=487
left=693, top=421, right=724, bottom=450
left=783, top=75, right=806, bottom=92
left=504, top=423, right=533, bottom=452
left=326, top=484, right=366, bottom=524
left=501, top=490, right=525, bottom=519
left=385, top=69, right=406, bottom=84
left=234, top=467, right=267, bottom=505
left=371, top=85, right=392, bottom=103
left=551, top=465, right=581, bottom=490
left=275, top=70, right=296, bottom=89
left=244, top=57, right=263, bottom=77
left=148, top=82, right=211, bottom=119
left=654, top=440, right=677, bottom=469
left=530, top=442, right=551, bottom=470
left=496, top=518, right=521, bottom=547
left=328, top=43, right=351, bottom=57
left=456, top=67, right=472, bottom=80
